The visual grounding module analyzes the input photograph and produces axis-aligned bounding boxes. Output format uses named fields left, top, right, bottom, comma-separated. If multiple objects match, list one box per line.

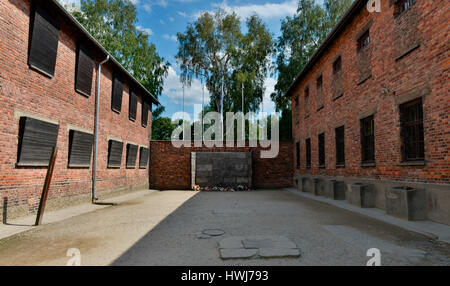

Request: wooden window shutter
left=126, top=144, right=138, bottom=168
left=139, top=147, right=150, bottom=169
left=28, top=5, right=60, bottom=77
left=107, top=140, right=123, bottom=168
left=75, top=43, right=94, bottom=97
left=17, top=117, right=59, bottom=166
left=111, top=75, right=123, bottom=113
left=129, top=91, right=138, bottom=121
left=142, top=101, right=149, bottom=127
left=68, top=130, right=93, bottom=167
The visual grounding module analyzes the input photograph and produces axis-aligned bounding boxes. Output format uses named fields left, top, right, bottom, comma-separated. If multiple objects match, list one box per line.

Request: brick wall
left=149, top=141, right=293, bottom=190
left=290, top=0, right=449, bottom=185
left=0, top=0, right=152, bottom=219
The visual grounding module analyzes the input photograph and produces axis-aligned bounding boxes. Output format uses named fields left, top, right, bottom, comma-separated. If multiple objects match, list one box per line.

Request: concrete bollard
left=325, top=180, right=346, bottom=200
left=348, top=183, right=375, bottom=208
left=385, top=186, right=427, bottom=221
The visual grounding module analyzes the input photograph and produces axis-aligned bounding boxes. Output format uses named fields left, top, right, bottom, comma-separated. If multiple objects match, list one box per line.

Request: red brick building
left=0, top=0, right=157, bottom=218
left=287, top=0, right=449, bottom=225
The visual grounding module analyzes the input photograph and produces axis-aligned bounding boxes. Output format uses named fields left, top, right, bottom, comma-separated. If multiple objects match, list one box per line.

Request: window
left=306, top=138, right=311, bottom=169
left=28, top=5, right=60, bottom=77
left=318, top=133, right=325, bottom=168
left=68, top=130, right=93, bottom=168
left=360, top=115, right=375, bottom=164
left=111, top=74, right=123, bottom=113
left=304, top=87, right=310, bottom=117
left=316, top=75, right=323, bottom=110
left=75, top=43, right=94, bottom=97
left=296, top=142, right=300, bottom=169
left=335, top=126, right=345, bottom=166
left=142, top=101, right=149, bottom=127
left=129, top=91, right=138, bottom=121
left=395, top=0, right=416, bottom=16
left=333, top=56, right=342, bottom=75
left=357, top=30, right=370, bottom=52
left=139, top=147, right=150, bottom=169
left=17, top=117, right=59, bottom=166
left=126, top=144, right=138, bottom=169
left=400, top=98, right=424, bottom=162
left=107, top=140, right=123, bottom=168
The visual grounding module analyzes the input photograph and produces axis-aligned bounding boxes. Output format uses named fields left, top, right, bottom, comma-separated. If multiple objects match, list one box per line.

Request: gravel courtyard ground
left=0, top=190, right=448, bottom=266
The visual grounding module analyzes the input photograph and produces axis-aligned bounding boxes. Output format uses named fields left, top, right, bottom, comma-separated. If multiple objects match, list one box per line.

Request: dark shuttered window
left=400, top=98, right=424, bottom=162
left=139, top=147, right=150, bottom=169
left=296, top=142, right=300, bottom=169
left=361, top=115, right=375, bottom=164
left=335, top=126, right=345, bottom=166
left=75, top=43, right=94, bottom=97
left=318, top=133, right=325, bottom=168
left=129, top=91, right=138, bottom=121
left=68, top=130, right=93, bottom=168
left=142, top=101, right=149, bottom=127
left=306, top=138, right=311, bottom=169
left=111, top=75, right=123, bottom=113
left=107, top=140, right=123, bottom=168
left=28, top=5, right=60, bottom=77
left=17, top=117, right=59, bottom=166
left=126, top=144, right=138, bottom=169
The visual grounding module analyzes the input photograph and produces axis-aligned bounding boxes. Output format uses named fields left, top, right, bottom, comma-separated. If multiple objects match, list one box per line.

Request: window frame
left=318, top=133, right=325, bottom=168
left=357, top=30, right=370, bottom=52
left=129, top=90, right=138, bottom=122
left=296, top=141, right=300, bottom=169
left=75, top=43, right=95, bottom=97
left=111, top=74, right=124, bottom=114
left=360, top=115, right=376, bottom=165
left=335, top=126, right=345, bottom=167
left=306, top=138, right=311, bottom=169
left=399, top=98, right=424, bottom=162
left=395, top=0, right=416, bottom=17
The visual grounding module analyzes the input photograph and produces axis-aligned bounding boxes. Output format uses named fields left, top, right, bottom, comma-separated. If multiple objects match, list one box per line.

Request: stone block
left=301, top=177, right=313, bottom=193
left=385, top=186, right=427, bottom=221
left=348, top=183, right=375, bottom=208
left=325, top=180, right=346, bottom=200
left=313, top=178, right=326, bottom=196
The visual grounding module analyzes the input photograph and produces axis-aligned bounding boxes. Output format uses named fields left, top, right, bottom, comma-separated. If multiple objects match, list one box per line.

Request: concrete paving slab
left=220, top=249, right=258, bottom=259
left=242, top=239, right=274, bottom=249
left=273, top=241, right=298, bottom=249
left=259, top=248, right=300, bottom=258
left=218, top=237, right=244, bottom=249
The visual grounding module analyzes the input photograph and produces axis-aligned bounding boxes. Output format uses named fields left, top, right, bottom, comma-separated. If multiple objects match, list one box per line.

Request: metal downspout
left=92, top=55, right=109, bottom=202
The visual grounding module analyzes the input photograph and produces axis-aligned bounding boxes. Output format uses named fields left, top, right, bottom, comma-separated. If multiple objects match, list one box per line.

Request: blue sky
left=63, top=0, right=310, bottom=120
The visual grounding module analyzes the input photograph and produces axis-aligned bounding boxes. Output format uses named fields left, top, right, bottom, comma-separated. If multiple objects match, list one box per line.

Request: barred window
left=400, top=98, right=424, bottom=161
left=357, top=30, right=370, bottom=52
left=360, top=115, right=375, bottom=164
left=395, top=0, right=416, bottom=16
left=306, top=138, right=311, bottom=169
left=333, top=56, right=342, bottom=75
left=296, top=142, right=300, bottom=169
left=335, top=126, right=345, bottom=166
left=318, top=133, right=325, bottom=168
left=305, top=87, right=310, bottom=117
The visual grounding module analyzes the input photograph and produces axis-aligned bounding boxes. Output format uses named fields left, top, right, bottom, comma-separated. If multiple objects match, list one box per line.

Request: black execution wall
left=191, top=152, right=252, bottom=188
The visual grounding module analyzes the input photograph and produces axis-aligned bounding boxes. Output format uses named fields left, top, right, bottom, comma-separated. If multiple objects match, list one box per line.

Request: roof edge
left=284, top=0, right=366, bottom=98
left=50, top=0, right=160, bottom=106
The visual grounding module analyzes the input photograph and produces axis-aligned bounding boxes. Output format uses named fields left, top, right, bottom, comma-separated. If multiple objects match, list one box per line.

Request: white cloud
left=169, top=16, right=175, bottom=22
left=163, top=34, right=178, bottom=42
left=163, top=66, right=211, bottom=108
left=199, top=0, right=297, bottom=20
left=137, top=25, right=153, bottom=36
left=177, top=11, right=188, bottom=18
left=259, top=77, right=276, bottom=114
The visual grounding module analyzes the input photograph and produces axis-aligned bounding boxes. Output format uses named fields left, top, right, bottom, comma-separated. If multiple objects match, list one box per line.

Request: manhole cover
left=202, top=229, right=225, bottom=237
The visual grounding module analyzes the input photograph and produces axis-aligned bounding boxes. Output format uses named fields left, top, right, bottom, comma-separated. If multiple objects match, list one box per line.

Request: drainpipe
left=92, top=55, right=110, bottom=202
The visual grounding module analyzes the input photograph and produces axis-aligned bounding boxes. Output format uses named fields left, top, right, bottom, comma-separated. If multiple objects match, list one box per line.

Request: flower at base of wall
left=192, top=185, right=202, bottom=192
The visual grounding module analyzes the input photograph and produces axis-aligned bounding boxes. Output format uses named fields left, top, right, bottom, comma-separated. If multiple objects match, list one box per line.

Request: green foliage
left=176, top=10, right=274, bottom=117
left=151, top=117, right=176, bottom=140
left=72, top=0, right=169, bottom=113
left=271, top=0, right=353, bottom=112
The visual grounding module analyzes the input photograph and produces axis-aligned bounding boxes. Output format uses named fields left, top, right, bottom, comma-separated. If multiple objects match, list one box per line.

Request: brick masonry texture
left=0, top=0, right=152, bottom=219
left=149, top=141, right=293, bottom=190
left=290, top=0, right=449, bottom=185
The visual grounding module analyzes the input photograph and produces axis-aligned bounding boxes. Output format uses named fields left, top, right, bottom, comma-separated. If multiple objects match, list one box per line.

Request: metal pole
left=182, top=83, right=185, bottom=141
left=92, top=55, right=109, bottom=203
left=35, top=147, right=58, bottom=226
left=241, top=82, right=245, bottom=141
left=202, top=80, right=205, bottom=142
